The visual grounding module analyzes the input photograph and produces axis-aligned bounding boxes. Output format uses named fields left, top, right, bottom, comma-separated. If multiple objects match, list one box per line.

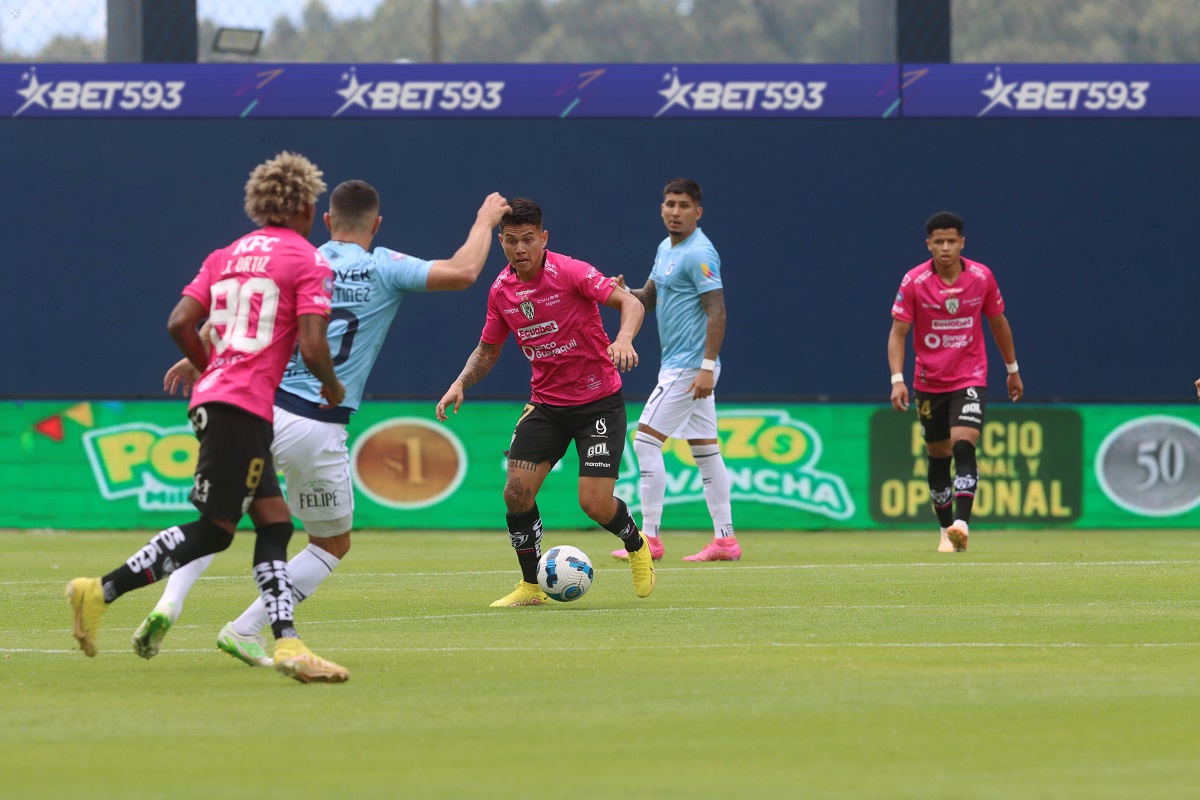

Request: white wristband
left=890, top=372, right=905, bottom=385
left=1006, top=361, right=1019, bottom=374
left=700, top=358, right=717, bottom=372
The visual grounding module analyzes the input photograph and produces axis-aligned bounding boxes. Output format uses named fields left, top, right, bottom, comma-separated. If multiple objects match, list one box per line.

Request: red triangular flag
left=34, top=415, right=65, bottom=442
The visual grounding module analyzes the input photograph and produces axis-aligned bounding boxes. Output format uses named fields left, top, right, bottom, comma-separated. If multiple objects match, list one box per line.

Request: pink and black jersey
left=891, top=257, right=1005, bottom=393
left=481, top=250, right=621, bottom=406
left=182, top=226, right=333, bottom=421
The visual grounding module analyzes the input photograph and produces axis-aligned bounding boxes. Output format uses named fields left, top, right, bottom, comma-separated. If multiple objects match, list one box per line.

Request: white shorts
left=272, top=405, right=354, bottom=537
left=637, top=366, right=721, bottom=440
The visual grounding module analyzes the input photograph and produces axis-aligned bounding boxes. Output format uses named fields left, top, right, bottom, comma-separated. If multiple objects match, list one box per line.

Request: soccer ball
left=537, top=545, right=594, bottom=602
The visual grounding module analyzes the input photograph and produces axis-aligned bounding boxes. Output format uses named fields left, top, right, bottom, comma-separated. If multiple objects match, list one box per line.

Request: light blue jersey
left=650, top=227, right=722, bottom=369
left=277, top=241, right=433, bottom=420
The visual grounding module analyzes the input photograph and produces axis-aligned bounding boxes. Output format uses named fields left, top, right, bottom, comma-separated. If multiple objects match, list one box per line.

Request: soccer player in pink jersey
left=435, top=197, right=656, bottom=606
left=888, top=211, right=1024, bottom=553
left=65, top=152, right=350, bottom=683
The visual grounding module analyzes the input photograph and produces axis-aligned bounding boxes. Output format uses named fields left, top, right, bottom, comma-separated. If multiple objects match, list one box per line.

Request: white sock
left=232, top=544, right=341, bottom=636
left=633, top=432, right=665, bottom=538
left=692, top=443, right=734, bottom=538
left=157, top=553, right=215, bottom=621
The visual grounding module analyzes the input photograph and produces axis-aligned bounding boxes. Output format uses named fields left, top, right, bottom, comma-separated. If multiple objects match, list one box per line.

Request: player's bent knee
left=303, top=515, right=353, bottom=540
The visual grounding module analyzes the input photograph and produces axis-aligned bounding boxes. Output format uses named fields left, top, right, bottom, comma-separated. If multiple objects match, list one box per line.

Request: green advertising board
left=4, top=400, right=1200, bottom=530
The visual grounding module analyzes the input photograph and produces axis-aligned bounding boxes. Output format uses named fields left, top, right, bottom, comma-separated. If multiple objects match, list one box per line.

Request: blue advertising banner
left=0, top=63, right=899, bottom=119
left=901, top=63, right=1200, bottom=118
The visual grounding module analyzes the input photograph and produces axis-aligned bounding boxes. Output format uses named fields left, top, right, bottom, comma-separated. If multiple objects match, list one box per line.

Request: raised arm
left=425, top=193, right=512, bottom=291
left=435, top=340, right=503, bottom=420
left=602, top=284, right=644, bottom=372
left=887, top=319, right=911, bottom=411
left=298, top=313, right=345, bottom=408
left=987, top=313, right=1023, bottom=401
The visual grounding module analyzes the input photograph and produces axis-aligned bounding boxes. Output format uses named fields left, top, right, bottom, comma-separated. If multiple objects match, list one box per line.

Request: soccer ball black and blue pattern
left=537, top=545, right=594, bottom=602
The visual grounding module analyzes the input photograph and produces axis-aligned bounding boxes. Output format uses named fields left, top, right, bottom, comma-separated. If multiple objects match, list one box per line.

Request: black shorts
left=189, top=402, right=282, bottom=522
left=506, top=391, right=627, bottom=478
left=913, top=386, right=988, bottom=443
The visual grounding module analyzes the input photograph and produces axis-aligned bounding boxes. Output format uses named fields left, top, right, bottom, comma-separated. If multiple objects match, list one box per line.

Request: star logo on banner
left=978, top=67, right=1018, bottom=117
left=332, top=68, right=373, bottom=117
left=653, top=67, right=694, bottom=118
left=13, top=67, right=53, bottom=117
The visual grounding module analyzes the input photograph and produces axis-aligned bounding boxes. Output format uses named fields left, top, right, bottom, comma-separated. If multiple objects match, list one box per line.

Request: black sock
left=252, top=521, right=298, bottom=640
left=952, top=440, right=978, bottom=524
left=102, top=518, right=233, bottom=602
left=927, top=455, right=955, bottom=528
left=602, top=498, right=642, bottom=551
left=506, top=505, right=543, bottom=584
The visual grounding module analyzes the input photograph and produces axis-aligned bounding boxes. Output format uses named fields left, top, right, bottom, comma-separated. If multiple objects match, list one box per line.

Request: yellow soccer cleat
left=65, top=577, right=108, bottom=657
left=627, top=535, right=657, bottom=598
left=273, top=637, right=349, bottom=684
left=490, top=580, right=549, bottom=607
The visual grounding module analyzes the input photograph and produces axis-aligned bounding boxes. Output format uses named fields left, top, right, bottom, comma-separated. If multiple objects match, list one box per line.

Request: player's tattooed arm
left=699, top=288, right=726, bottom=359
left=457, top=341, right=501, bottom=390
left=627, top=278, right=657, bottom=310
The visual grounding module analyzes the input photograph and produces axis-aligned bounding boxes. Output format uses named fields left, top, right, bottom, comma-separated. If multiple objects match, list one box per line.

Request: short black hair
left=329, top=180, right=380, bottom=231
left=925, top=211, right=964, bottom=236
left=663, top=177, right=702, bottom=205
left=500, top=197, right=542, bottom=230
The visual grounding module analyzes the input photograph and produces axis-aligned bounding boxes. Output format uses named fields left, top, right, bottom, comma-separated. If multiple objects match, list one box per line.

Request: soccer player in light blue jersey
left=134, top=181, right=511, bottom=665
left=613, top=178, right=739, bottom=563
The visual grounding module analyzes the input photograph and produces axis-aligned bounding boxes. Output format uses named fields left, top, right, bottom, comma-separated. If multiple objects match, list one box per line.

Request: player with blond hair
left=65, top=151, right=351, bottom=683
left=133, top=182, right=511, bottom=667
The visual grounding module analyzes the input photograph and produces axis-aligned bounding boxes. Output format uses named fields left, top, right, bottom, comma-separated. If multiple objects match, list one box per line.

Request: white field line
left=5, top=558, right=1199, bottom=587
left=4, top=641, right=1199, bottom=656
left=10, top=599, right=1200, bottom=638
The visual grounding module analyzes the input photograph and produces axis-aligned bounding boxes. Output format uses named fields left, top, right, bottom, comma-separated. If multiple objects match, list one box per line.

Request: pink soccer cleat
left=937, top=528, right=955, bottom=553
left=682, top=536, right=741, bottom=562
left=946, top=520, right=969, bottom=552
left=612, top=535, right=664, bottom=561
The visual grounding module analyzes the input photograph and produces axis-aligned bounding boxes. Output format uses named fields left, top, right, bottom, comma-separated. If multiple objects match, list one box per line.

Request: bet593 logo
left=616, top=409, right=854, bottom=520
left=83, top=424, right=198, bottom=512
left=13, top=67, right=183, bottom=117
left=979, top=67, right=1147, bottom=116
left=654, top=67, right=825, bottom=117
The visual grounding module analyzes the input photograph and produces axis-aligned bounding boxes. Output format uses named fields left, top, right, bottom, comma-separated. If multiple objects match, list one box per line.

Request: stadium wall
left=5, top=116, right=1198, bottom=402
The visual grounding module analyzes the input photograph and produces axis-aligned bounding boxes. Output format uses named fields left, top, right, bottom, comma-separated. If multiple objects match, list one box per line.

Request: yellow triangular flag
left=63, top=402, right=94, bottom=428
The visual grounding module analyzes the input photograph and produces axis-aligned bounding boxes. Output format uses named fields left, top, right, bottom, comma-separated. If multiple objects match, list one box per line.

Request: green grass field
left=3, top=528, right=1199, bottom=799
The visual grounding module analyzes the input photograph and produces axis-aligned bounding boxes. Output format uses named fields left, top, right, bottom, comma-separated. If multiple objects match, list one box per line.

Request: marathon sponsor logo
left=13, top=67, right=185, bottom=117
left=517, top=320, right=558, bottom=341
left=333, top=67, right=503, bottom=117
left=924, top=333, right=971, bottom=349
left=584, top=461, right=612, bottom=468
left=654, top=67, right=827, bottom=117
left=931, top=317, right=972, bottom=330
left=521, top=339, right=578, bottom=361
left=979, top=67, right=1149, bottom=117
left=516, top=288, right=535, bottom=297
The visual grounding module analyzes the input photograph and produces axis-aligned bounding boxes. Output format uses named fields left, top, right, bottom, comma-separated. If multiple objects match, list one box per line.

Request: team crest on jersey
left=520, top=301, right=535, bottom=320
left=945, top=297, right=959, bottom=314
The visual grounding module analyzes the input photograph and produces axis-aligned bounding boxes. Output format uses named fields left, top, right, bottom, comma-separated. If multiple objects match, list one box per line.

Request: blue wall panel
left=6, top=118, right=1196, bottom=401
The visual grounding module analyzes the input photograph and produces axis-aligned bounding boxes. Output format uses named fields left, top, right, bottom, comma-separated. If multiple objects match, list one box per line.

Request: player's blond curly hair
left=243, top=151, right=327, bottom=226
